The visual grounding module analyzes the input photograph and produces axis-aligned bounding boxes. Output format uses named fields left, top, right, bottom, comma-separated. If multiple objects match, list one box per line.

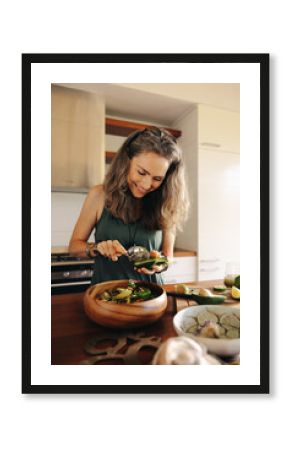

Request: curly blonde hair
left=103, top=127, right=189, bottom=231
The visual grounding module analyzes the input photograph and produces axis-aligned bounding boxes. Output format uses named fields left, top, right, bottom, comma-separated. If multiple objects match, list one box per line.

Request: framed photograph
left=22, top=53, right=269, bottom=394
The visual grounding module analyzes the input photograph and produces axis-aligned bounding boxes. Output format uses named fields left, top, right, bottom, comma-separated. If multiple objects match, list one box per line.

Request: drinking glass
left=224, top=261, right=240, bottom=286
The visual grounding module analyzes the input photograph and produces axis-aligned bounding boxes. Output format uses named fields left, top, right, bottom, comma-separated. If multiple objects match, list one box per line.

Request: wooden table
left=51, top=281, right=239, bottom=365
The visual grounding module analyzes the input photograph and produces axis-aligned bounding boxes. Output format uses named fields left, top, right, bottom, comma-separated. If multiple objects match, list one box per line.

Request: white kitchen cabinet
left=173, top=104, right=240, bottom=281
left=198, top=105, right=240, bottom=280
left=162, top=255, right=197, bottom=284
left=198, top=104, right=240, bottom=154
left=198, top=148, right=240, bottom=280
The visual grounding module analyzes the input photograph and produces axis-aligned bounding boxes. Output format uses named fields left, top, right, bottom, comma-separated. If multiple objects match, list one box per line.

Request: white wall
left=51, top=192, right=94, bottom=248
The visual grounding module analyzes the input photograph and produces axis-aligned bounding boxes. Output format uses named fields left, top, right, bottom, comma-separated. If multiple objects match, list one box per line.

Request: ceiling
left=55, top=83, right=240, bottom=125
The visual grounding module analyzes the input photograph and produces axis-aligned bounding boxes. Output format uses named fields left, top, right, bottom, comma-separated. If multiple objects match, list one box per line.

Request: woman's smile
left=127, top=151, right=169, bottom=198
left=134, top=183, right=149, bottom=195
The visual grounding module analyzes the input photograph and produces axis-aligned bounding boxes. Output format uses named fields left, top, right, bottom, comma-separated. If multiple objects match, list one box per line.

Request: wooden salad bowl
left=84, top=279, right=167, bottom=329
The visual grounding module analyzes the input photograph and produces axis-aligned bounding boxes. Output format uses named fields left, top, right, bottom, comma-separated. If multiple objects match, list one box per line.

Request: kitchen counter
left=51, top=246, right=197, bottom=256
left=51, top=281, right=239, bottom=365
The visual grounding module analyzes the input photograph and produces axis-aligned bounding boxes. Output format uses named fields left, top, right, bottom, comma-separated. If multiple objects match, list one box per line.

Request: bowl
left=173, top=305, right=240, bottom=357
left=84, top=279, right=167, bottom=329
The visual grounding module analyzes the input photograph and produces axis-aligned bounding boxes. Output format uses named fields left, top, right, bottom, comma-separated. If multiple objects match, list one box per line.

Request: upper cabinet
left=198, top=105, right=240, bottom=154
left=51, top=85, right=105, bottom=190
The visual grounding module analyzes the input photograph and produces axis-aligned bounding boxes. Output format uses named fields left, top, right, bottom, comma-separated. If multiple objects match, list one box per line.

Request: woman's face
left=127, top=151, right=170, bottom=198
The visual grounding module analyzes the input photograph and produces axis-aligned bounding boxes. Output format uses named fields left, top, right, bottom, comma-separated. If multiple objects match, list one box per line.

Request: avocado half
left=190, top=293, right=226, bottom=305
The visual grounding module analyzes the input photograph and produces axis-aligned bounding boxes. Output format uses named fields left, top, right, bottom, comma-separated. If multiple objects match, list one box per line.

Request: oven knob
left=63, top=271, right=70, bottom=278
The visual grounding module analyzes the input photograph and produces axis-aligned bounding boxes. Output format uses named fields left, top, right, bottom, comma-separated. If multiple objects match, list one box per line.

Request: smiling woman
left=127, top=152, right=169, bottom=198
left=69, top=127, right=190, bottom=285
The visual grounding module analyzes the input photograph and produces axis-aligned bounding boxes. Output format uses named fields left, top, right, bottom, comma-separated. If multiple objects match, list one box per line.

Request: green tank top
left=91, top=208, right=164, bottom=285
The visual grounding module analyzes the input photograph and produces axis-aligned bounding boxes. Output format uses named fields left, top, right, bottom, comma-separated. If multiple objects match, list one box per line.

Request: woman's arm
left=161, top=228, right=176, bottom=258
left=69, top=185, right=128, bottom=260
left=68, top=185, right=104, bottom=257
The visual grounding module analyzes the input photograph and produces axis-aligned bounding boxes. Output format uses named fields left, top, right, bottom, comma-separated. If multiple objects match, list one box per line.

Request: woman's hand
left=96, top=240, right=127, bottom=262
left=134, top=249, right=171, bottom=275
left=135, top=263, right=169, bottom=276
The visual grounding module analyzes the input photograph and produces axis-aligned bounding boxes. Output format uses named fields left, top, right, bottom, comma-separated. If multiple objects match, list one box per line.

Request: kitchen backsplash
left=51, top=192, right=94, bottom=246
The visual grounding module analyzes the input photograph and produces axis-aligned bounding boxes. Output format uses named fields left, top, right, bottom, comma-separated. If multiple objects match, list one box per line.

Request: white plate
left=173, top=305, right=240, bottom=357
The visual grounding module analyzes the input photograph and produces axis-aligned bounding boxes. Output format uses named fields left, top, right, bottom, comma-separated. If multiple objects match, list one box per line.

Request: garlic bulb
left=152, top=336, right=220, bottom=365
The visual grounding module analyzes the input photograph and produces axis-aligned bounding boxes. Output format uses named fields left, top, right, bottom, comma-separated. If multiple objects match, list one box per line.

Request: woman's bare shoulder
left=88, top=184, right=105, bottom=200
left=86, top=185, right=105, bottom=220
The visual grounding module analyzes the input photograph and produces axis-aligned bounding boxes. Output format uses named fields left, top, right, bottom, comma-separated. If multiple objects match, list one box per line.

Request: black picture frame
left=22, top=53, right=269, bottom=394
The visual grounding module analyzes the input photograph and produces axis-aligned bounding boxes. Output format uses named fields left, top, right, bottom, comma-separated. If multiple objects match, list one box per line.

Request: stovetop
left=51, top=253, right=94, bottom=265
left=51, top=252, right=94, bottom=292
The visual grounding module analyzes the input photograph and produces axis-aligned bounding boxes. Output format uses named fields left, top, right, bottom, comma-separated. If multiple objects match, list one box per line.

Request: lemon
left=231, top=286, right=240, bottom=300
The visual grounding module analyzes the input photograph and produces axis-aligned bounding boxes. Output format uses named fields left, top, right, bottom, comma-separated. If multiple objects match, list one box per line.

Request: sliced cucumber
left=213, top=285, right=227, bottom=293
